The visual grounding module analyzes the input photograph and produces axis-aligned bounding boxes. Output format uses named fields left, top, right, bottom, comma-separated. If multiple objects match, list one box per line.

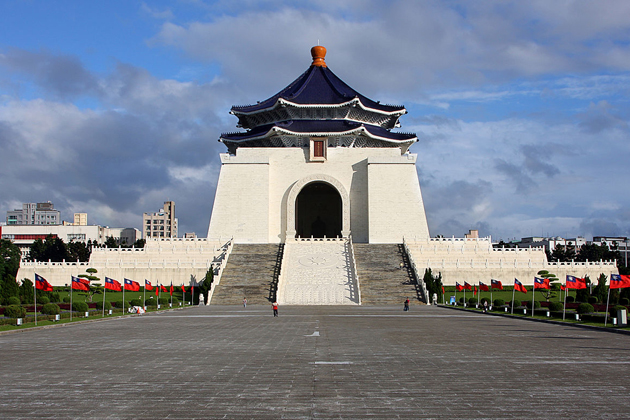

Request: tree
left=198, top=267, right=214, bottom=303
left=19, top=278, right=34, bottom=304
left=104, top=237, right=118, bottom=248
left=78, top=268, right=102, bottom=302
left=132, top=239, right=145, bottom=248
left=29, top=234, right=69, bottom=262
left=592, top=273, right=608, bottom=304
left=576, top=276, right=592, bottom=303
left=0, top=274, right=20, bottom=304
left=0, top=239, right=21, bottom=304
left=536, top=270, right=560, bottom=301
left=422, top=268, right=443, bottom=303
left=67, top=241, right=91, bottom=262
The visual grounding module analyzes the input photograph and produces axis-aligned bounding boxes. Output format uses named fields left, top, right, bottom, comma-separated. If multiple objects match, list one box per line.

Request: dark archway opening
left=295, top=182, right=342, bottom=238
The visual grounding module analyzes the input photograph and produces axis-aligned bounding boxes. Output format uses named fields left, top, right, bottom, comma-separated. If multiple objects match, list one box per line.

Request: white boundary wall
left=405, top=237, right=618, bottom=285
left=17, top=238, right=232, bottom=288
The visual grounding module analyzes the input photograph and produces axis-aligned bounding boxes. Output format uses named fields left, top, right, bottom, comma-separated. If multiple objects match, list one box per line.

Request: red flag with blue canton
left=534, top=277, right=550, bottom=289
left=610, top=274, right=630, bottom=289
left=169, top=283, right=174, bottom=296
left=160, top=285, right=168, bottom=293
left=473, top=285, right=477, bottom=296
left=145, top=280, right=153, bottom=291
left=455, top=282, right=463, bottom=291
left=479, top=282, right=489, bottom=292
left=463, top=282, right=472, bottom=291
left=566, top=275, right=586, bottom=289
left=491, top=279, right=503, bottom=290
left=72, top=276, right=89, bottom=291
left=155, top=285, right=159, bottom=296
left=514, top=278, right=527, bottom=294
left=124, top=279, right=140, bottom=292
left=35, top=274, right=53, bottom=291
left=104, top=277, right=122, bottom=291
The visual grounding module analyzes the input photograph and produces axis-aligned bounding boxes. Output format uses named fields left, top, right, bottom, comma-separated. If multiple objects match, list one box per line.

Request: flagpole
left=143, top=282, right=146, bottom=312
left=122, top=279, right=125, bottom=316
left=511, top=282, right=515, bottom=315
left=183, top=284, right=185, bottom=306
left=70, top=278, right=73, bottom=321
left=34, top=276, right=37, bottom=326
left=102, top=285, right=106, bottom=318
left=464, top=288, right=466, bottom=307
left=532, top=283, right=535, bottom=318
left=604, top=281, right=611, bottom=327
left=563, top=283, right=567, bottom=320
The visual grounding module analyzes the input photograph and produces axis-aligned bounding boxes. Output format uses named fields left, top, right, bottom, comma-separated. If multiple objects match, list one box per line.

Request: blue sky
left=1, top=0, right=629, bottom=241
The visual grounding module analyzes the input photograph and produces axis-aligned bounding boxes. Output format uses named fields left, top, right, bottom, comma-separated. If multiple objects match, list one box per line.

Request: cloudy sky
left=1, top=0, right=629, bottom=241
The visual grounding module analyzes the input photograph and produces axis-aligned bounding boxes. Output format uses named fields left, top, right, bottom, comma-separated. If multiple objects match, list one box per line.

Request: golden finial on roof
left=311, top=45, right=327, bottom=67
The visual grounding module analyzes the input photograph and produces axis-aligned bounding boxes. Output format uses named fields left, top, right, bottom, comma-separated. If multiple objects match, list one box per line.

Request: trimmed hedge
left=72, top=301, right=89, bottom=312
left=158, top=297, right=169, bottom=305
left=526, top=301, right=541, bottom=309
left=129, top=299, right=143, bottom=306
left=549, top=301, right=564, bottom=311
left=41, top=303, right=61, bottom=315
left=468, top=298, right=477, bottom=306
left=4, top=305, right=26, bottom=318
left=63, top=296, right=71, bottom=303
left=511, top=300, right=521, bottom=308
left=38, top=296, right=50, bottom=305
left=171, top=297, right=179, bottom=305
left=494, top=299, right=505, bottom=307
left=145, top=298, right=157, bottom=306
left=577, top=303, right=594, bottom=315
left=610, top=305, right=627, bottom=317
left=566, top=296, right=575, bottom=303
left=587, top=296, right=598, bottom=304
left=7, top=296, right=21, bottom=305
left=95, top=300, right=111, bottom=310
left=112, top=301, right=129, bottom=309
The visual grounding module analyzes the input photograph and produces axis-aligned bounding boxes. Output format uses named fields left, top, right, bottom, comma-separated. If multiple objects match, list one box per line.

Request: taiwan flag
left=441, top=286, right=445, bottom=294
left=145, top=280, right=153, bottom=291
left=610, top=274, right=630, bottom=289
left=473, top=285, right=477, bottom=296
left=169, top=283, right=174, bottom=296
left=72, top=276, right=89, bottom=291
left=124, top=279, right=140, bottom=292
left=463, top=282, right=472, bottom=291
left=104, top=277, right=122, bottom=291
left=566, top=275, right=587, bottom=290
left=534, top=277, right=550, bottom=290
left=491, top=279, right=503, bottom=290
left=455, top=282, right=464, bottom=291
left=479, top=282, right=489, bottom=292
left=181, top=284, right=186, bottom=293
left=155, top=285, right=159, bottom=296
left=560, top=284, right=566, bottom=291
left=514, top=278, right=527, bottom=294
left=160, top=285, right=168, bottom=293
left=35, top=274, right=54, bottom=292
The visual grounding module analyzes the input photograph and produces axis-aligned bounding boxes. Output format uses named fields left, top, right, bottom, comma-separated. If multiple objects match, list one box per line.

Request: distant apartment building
left=6, top=202, right=61, bottom=225
left=143, top=201, right=178, bottom=239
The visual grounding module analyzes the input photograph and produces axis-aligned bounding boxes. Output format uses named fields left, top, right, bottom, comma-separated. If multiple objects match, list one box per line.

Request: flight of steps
left=278, top=239, right=359, bottom=305
left=210, top=244, right=282, bottom=305
left=353, top=243, right=423, bottom=305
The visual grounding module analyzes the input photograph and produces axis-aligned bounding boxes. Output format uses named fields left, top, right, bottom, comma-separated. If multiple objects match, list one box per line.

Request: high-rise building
left=143, top=201, right=178, bottom=239
left=6, top=202, right=61, bottom=225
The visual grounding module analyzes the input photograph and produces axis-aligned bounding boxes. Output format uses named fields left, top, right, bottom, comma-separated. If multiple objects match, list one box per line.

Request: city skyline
left=1, top=1, right=629, bottom=240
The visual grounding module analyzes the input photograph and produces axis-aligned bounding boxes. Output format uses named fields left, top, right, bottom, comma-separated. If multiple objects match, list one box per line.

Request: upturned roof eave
left=220, top=126, right=417, bottom=145
left=231, top=97, right=406, bottom=117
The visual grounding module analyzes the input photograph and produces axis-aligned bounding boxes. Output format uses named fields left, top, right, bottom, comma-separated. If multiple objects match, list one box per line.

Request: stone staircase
left=353, top=244, right=423, bottom=305
left=210, top=244, right=283, bottom=305
left=278, top=239, right=359, bottom=305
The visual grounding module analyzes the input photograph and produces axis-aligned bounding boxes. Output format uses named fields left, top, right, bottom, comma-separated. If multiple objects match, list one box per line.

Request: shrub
left=511, top=300, right=521, bottom=308
left=549, top=302, right=563, bottom=312
left=587, top=296, right=598, bottom=304
left=526, top=301, right=541, bottom=309
left=158, top=297, right=169, bottom=305
left=41, top=303, right=60, bottom=315
left=95, top=301, right=111, bottom=310
left=63, top=296, right=71, bottom=303
left=6, top=296, right=21, bottom=305
left=4, top=305, right=26, bottom=318
left=50, top=292, right=61, bottom=302
left=72, top=301, right=89, bottom=312
left=171, top=297, right=180, bottom=305
left=480, top=298, right=489, bottom=305
left=620, top=298, right=630, bottom=306
left=577, top=303, right=594, bottom=315
left=112, top=301, right=129, bottom=309
left=468, top=298, right=477, bottom=306
left=129, top=299, right=142, bottom=306
left=566, top=296, right=575, bottom=303
left=38, top=296, right=50, bottom=305
left=494, top=299, right=505, bottom=307
left=459, top=297, right=464, bottom=304
left=145, top=298, right=157, bottom=306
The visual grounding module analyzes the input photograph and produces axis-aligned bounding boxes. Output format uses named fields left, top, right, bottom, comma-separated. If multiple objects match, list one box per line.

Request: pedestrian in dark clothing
left=404, top=298, right=410, bottom=311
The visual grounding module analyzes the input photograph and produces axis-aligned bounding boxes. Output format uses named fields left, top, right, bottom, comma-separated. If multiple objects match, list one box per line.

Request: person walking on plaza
left=404, top=298, right=410, bottom=311
left=272, top=301, right=278, bottom=317
left=243, top=297, right=247, bottom=308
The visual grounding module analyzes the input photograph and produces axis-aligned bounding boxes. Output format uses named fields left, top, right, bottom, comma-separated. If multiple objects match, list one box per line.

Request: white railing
left=207, top=238, right=234, bottom=304
left=403, top=237, right=429, bottom=304
left=347, top=236, right=361, bottom=305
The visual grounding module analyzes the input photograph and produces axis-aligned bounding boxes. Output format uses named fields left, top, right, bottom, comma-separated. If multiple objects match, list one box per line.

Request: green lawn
left=441, top=286, right=565, bottom=304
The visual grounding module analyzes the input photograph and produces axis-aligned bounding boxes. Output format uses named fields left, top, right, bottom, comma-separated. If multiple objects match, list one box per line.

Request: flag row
left=34, top=274, right=195, bottom=295
left=453, top=274, right=630, bottom=294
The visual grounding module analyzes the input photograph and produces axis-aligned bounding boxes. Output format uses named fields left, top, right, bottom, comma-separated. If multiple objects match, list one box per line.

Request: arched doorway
left=295, top=182, right=342, bottom=238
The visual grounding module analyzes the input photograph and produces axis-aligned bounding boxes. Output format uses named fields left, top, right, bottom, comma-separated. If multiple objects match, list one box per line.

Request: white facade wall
left=406, top=238, right=618, bottom=286
left=207, top=147, right=430, bottom=244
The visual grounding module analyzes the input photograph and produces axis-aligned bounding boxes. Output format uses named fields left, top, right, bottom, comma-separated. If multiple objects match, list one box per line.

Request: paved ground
left=1, top=305, right=629, bottom=419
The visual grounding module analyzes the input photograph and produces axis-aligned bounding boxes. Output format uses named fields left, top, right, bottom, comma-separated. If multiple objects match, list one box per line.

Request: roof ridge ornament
left=311, top=45, right=327, bottom=68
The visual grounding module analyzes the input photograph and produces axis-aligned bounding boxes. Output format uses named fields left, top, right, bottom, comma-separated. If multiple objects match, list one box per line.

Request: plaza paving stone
left=1, top=304, right=629, bottom=419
